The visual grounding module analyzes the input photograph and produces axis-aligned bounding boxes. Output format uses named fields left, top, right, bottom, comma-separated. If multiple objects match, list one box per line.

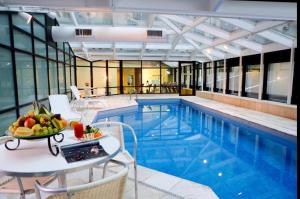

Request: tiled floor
left=1, top=94, right=296, bottom=199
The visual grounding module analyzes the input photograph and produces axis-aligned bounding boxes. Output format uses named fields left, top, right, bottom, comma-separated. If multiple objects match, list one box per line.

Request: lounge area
left=0, top=1, right=297, bottom=199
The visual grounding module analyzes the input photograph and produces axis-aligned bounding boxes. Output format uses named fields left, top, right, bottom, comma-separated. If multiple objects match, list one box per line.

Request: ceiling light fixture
left=206, top=48, right=212, bottom=53
left=223, top=45, right=228, bottom=49
left=18, top=11, right=32, bottom=24
left=47, top=11, right=57, bottom=19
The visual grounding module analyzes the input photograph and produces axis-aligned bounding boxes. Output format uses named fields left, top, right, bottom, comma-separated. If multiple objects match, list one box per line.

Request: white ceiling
left=1, top=0, right=297, bottom=62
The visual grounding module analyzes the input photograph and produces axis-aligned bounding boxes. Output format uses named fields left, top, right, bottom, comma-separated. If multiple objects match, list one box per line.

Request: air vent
left=147, top=30, right=163, bottom=37
left=75, top=29, right=92, bottom=37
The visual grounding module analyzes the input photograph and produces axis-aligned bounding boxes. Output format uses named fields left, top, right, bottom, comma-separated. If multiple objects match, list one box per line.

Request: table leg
left=16, top=177, right=25, bottom=199
left=57, top=174, right=67, bottom=187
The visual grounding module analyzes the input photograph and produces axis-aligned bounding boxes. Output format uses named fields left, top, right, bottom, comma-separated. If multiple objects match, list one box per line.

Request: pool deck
left=79, top=94, right=297, bottom=199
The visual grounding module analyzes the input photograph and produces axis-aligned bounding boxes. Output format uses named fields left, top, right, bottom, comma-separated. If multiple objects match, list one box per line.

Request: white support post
left=258, top=53, right=264, bottom=100
left=287, top=47, right=295, bottom=104
left=223, top=58, right=227, bottom=94
left=201, top=62, right=204, bottom=91
left=238, top=56, right=243, bottom=97
left=211, top=61, right=214, bottom=92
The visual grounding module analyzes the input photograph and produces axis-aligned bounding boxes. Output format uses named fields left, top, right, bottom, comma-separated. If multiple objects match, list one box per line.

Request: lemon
left=14, top=127, right=34, bottom=137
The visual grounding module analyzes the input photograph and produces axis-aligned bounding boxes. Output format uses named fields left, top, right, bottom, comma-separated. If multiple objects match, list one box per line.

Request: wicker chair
left=0, top=136, right=56, bottom=199
left=34, top=160, right=128, bottom=199
left=90, top=121, right=138, bottom=199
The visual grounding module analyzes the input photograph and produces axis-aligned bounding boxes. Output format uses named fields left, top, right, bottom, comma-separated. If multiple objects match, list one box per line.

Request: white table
left=0, top=129, right=121, bottom=185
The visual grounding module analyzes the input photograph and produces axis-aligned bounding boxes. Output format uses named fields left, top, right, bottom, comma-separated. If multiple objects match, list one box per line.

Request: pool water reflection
left=94, top=99, right=297, bottom=199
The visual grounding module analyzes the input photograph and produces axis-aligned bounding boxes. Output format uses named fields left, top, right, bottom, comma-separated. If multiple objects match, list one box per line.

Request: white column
left=211, top=61, right=214, bottom=92
left=287, top=47, right=295, bottom=104
left=201, top=62, right=204, bottom=91
left=223, top=58, right=227, bottom=94
left=238, top=56, right=243, bottom=96
left=258, top=53, right=264, bottom=100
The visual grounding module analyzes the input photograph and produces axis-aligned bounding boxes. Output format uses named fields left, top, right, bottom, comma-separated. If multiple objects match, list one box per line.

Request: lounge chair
left=49, top=94, right=81, bottom=121
left=70, top=86, right=107, bottom=109
left=35, top=160, right=128, bottom=199
left=90, top=121, right=138, bottom=199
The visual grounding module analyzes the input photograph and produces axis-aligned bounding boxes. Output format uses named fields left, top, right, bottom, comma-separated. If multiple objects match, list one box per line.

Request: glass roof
left=55, top=10, right=296, bottom=61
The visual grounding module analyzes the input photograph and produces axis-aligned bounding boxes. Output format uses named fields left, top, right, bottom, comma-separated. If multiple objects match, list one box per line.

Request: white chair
left=48, top=94, right=81, bottom=121
left=70, top=86, right=107, bottom=109
left=0, top=136, right=56, bottom=199
left=90, top=121, right=138, bottom=199
left=34, top=160, right=128, bottom=199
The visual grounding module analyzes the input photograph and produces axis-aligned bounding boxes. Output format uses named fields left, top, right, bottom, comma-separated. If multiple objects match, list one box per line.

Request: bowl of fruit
left=7, top=103, right=68, bottom=140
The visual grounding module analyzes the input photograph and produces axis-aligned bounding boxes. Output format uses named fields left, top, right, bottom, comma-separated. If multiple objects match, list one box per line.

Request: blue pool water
left=94, top=99, right=297, bottom=199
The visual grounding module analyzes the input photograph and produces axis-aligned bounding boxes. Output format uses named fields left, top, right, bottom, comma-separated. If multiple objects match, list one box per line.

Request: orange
left=70, top=121, right=79, bottom=129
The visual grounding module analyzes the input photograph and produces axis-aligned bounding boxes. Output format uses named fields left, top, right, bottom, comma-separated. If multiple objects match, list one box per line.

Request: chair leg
left=134, top=161, right=138, bottom=199
left=89, top=168, right=93, bottom=182
left=16, top=177, right=25, bottom=199
left=102, top=161, right=109, bottom=178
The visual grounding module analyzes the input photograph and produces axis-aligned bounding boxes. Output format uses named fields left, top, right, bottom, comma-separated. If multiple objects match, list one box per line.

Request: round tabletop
left=0, top=130, right=121, bottom=177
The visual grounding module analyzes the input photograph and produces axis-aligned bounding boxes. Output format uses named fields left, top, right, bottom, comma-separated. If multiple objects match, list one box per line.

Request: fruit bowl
left=4, top=101, right=67, bottom=156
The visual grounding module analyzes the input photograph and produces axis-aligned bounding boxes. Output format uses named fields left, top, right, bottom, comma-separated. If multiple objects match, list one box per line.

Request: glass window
left=0, top=48, right=15, bottom=110
left=13, top=30, right=32, bottom=52
left=93, top=67, right=106, bottom=88
left=76, top=67, right=91, bottom=88
left=33, top=14, right=45, bottom=25
left=64, top=42, right=70, bottom=53
left=65, top=65, right=71, bottom=91
left=228, top=66, right=239, bottom=95
left=35, top=58, right=48, bottom=100
left=49, top=61, right=58, bottom=94
left=0, top=110, right=16, bottom=136
left=108, top=67, right=120, bottom=95
left=123, top=61, right=141, bottom=94
left=65, top=53, right=70, bottom=65
left=161, top=62, right=178, bottom=93
left=93, top=61, right=106, bottom=67
left=12, top=14, right=31, bottom=33
left=57, top=42, right=63, bottom=50
left=142, top=61, right=160, bottom=93
left=196, top=64, right=202, bottom=91
left=34, top=39, right=46, bottom=57
left=204, top=62, right=213, bottom=91
left=48, top=45, right=56, bottom=60
left=245, top=64, right=260, bottom=98
left=215, top=61, right=224, bottom=93
left=58, top=50, right=64, bottom=62
left=71, top=66, right=75, bottom=86
left=19, top=104, right=32, bottom=116
left=76, top=58, right=90, bottom=66
left=15, top=52, right=35, bottom=105
left=266, top=62, right=290, bottom=103
left=58, top=63, right=65, bottom=93
left=0, top=14, right=10, bottom=46
left=33, top=22, right=45, bottom=40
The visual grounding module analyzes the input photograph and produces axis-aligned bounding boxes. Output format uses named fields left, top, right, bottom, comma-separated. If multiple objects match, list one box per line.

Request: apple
left=24, top=118, right=36, bottom=128
left=17, top=116, right=26, bottom=127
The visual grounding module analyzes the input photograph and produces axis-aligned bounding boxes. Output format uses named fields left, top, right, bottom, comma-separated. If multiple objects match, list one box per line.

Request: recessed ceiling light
left=206, top=49, right=211, bottom=53
left=18, top=12, right=32, bottom=24
left=223, top=45, right=228, bottom=49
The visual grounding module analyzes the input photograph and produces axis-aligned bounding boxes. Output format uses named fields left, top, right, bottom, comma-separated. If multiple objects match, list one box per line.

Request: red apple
left=24, top=118, right=36, bottom=128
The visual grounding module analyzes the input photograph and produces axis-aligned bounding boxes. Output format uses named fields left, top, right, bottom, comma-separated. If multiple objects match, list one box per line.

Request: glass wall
left=76, top=57, right=91, bottom=88
left=0, top=12, right=75, bottom=136
left=244, top=64, right=260, bottom=98
left=93, top=61, right=106, bottom=93
left=142, top=61, right=160, bottom=93
left=123, top=61, right=141, bottom=94
left=215, top=60, right=224, bottom=93
left=196, top=63, right=202, bottom=91
left=108, top=61, right=120, bottom=95
left=204, top=62, right=213, bottom=91
left=161, top=62, right=178, bottom=93
left=227, top=58, right=240, bottom=95
left=266, top=62, right=290, bottom=102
